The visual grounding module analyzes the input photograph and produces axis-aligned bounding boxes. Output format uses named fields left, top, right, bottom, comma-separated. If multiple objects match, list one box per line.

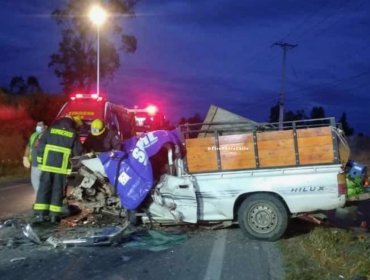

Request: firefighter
left=23, top=121, right=47, bottom=194
left=33, top=116, right=83, bottom=224
left=83, top=118, right=121, bottom=153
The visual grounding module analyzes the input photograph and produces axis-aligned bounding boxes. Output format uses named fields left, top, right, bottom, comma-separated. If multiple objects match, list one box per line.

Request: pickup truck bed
left=184, top=119, right=349, bottom=173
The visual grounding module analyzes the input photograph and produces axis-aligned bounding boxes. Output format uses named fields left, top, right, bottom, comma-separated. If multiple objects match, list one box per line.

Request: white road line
left=0, top=184, right=29, bottom=191
left=204, top=229, right=227, bottom=280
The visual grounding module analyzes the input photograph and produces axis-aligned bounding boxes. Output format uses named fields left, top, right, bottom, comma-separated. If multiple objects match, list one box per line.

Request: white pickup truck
left=72, top=117, right=349, bottom=241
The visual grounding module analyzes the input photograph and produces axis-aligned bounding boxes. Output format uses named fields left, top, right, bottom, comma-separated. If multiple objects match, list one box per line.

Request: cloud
left=307, top=88, right=370, bottom=107
left=0, top=45, right=35, bottom=63
left=144, top=0, right=354, bottom=29
left=1, top=0, right=370, bottom=133
left=107, top=65, right=278, bottom=124
left=2, top=1, right=61, bottom=15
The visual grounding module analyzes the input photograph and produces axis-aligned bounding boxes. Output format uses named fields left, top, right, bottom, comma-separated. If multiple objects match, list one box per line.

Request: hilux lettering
left=291, top=186, right=324, bottom=193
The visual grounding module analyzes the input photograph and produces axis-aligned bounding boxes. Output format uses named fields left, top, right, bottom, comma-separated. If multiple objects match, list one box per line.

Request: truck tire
left=238, top=193, right=288, bottom=241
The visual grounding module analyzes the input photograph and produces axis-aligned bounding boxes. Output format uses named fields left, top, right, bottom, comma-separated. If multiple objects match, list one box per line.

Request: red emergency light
left=70, top=93, right=105, bottom=102
left=145, top=105, right=158, bottom=116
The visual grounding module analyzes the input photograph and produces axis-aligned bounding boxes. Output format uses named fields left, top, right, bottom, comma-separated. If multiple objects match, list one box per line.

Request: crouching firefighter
left=33, top=116, right=83, bottom=224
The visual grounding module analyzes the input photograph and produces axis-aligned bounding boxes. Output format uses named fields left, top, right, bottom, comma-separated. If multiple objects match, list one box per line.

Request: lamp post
left=89, top=5, right=107, bottom=97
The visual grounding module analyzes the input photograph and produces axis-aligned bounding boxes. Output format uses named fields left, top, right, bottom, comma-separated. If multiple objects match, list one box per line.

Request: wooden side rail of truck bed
left=180, top=118, right=349, bottom=173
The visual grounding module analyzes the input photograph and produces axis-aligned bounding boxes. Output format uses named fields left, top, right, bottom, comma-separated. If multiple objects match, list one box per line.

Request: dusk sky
left=1, top=0, right=370, bottom=134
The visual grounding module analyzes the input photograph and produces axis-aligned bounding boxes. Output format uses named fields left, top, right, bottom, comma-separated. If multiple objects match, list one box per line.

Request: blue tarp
left=97, top=130, right=181, bottom=210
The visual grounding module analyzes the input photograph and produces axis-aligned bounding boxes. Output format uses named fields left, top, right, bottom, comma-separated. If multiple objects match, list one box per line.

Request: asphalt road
left=0, top=181, right=284, bottom=280
left=0, top=180, right=34, bottom=218
left=0, top=227, right=284, bottom=280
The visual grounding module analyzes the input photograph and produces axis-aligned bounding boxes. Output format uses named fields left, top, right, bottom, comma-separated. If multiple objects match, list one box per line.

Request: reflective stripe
left=34, top=203, right=49, bottom=211
left=29, top=132, right=39, bottom=161
left=50, top=128, right=73, bottom=138
left=49, top=204, right=62, bottom=213
left=39, top=144, right=71, bottom=174
left=37, top=156, right=43, bottom=164
left=39, top=165, right=71, bottom=175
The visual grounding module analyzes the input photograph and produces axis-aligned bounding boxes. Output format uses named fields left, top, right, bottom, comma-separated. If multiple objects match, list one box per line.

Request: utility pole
left=272, top=42, right=297, bottom=130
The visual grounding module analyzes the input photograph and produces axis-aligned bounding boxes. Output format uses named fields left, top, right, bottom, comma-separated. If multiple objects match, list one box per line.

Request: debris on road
left=0, top=219, right=41, bottom=245
left=10, top=257, right=26, bottom=263
left=46, top=222, right=129, bottom=248
left=0, top=219, right=13, bottom=229
left=122, top=229, right=187, bottom=252
left=21, top=224, right=41, bottom=244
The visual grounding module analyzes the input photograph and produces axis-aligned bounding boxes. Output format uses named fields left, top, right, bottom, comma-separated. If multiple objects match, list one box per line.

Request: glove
left=23, top=156, right=31, bottom=169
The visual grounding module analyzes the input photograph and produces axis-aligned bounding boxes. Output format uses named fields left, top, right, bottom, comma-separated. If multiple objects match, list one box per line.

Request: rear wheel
left=238, top=194, right=288, bottom=241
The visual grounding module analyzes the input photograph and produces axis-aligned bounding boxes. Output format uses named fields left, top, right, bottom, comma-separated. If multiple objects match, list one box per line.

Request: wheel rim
left=247, top=203, right=278, bottom=234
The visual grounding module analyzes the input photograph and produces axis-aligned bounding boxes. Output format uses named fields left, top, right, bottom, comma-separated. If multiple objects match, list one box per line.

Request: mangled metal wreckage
left=70, top=115, right=349, bottom=241
left=71, top=129, right=197, bottom=226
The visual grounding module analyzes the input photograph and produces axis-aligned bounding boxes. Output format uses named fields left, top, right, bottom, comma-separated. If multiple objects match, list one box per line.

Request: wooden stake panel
left=185, top=126, right=336, bottom=173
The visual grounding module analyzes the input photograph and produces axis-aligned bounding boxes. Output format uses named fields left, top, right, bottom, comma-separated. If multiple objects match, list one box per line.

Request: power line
left=278, top=1, right=330, bottom=42
left=241, top=1, right=370, bottom=111
left=243, top=1, right=351, bottom=79
left=311, top=0, right=367, bottom=39
left=284, top=74, right=370, bottom=111
left=285, top=69, right=370, bottom=95
left=289, top=70, right=370, bottom=96
left=285, top=0, right=369, bottom=79
left=290, top=0, right=351, bottom=42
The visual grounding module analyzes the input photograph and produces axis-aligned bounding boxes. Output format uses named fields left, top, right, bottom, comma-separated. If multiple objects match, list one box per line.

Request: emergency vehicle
left=127, top=105, right=166, bottom=135
left=55, top=93, right=135, bottom=142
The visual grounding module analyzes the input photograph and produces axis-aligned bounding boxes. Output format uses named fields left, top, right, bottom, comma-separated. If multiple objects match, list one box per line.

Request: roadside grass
left=0, top=163, right=28, bottom=183
left=0, top=131, right=29, bottom=183
left=279, top=224, right=370, bottom=280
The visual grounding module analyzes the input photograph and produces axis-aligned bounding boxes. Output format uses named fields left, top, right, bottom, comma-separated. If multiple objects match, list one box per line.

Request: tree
left=309, top=106, right=327, bottom=126
left=9, top=76, right=26, bottom=95
left=310, top=106, right=326, bottom=119
left=338, top=112, right=354, bottom=136
left=284, top=109, right=306, bottom=122
left=178, top=113, right=203, bottom=138
left=26, top=76, right=42, bottom=94
left=49, top=0, right=137, bottom=94
left=268, top=103, right=279, bottom=123
left=179, top=113, right=203, bottom=125
left=0, top=88, right=8, bottom=104
left=268, top=103, right=306, bottom=126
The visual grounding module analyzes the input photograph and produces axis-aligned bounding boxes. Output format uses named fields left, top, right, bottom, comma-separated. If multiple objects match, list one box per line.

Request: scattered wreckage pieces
left=46, top=221, right=130, bottom=248
left=0, top=219, right=13, bottom=229
left=10, top=257, right=27, bottom=263
left=44, top=222, right=189, bottom=252
left=0, top=219, right=41, bottom=245
left=21, top=224, right=41, bottom=244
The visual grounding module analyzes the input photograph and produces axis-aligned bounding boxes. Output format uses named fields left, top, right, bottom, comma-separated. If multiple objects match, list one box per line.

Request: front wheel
left=238, top=194, right=288, bottom=241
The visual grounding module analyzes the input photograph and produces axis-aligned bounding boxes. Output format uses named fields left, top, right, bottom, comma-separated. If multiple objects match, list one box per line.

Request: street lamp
left=89, top=5, right=108, bottom=97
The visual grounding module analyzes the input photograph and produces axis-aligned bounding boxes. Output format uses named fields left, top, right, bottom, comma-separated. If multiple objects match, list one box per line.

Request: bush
left=0, top=91, right=67, bottom=178
left=0, top=105, right=33, bottom=177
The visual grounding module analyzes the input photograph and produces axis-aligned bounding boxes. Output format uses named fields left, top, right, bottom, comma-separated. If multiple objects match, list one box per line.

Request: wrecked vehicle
left=69, top=115, right=350, bottom=241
